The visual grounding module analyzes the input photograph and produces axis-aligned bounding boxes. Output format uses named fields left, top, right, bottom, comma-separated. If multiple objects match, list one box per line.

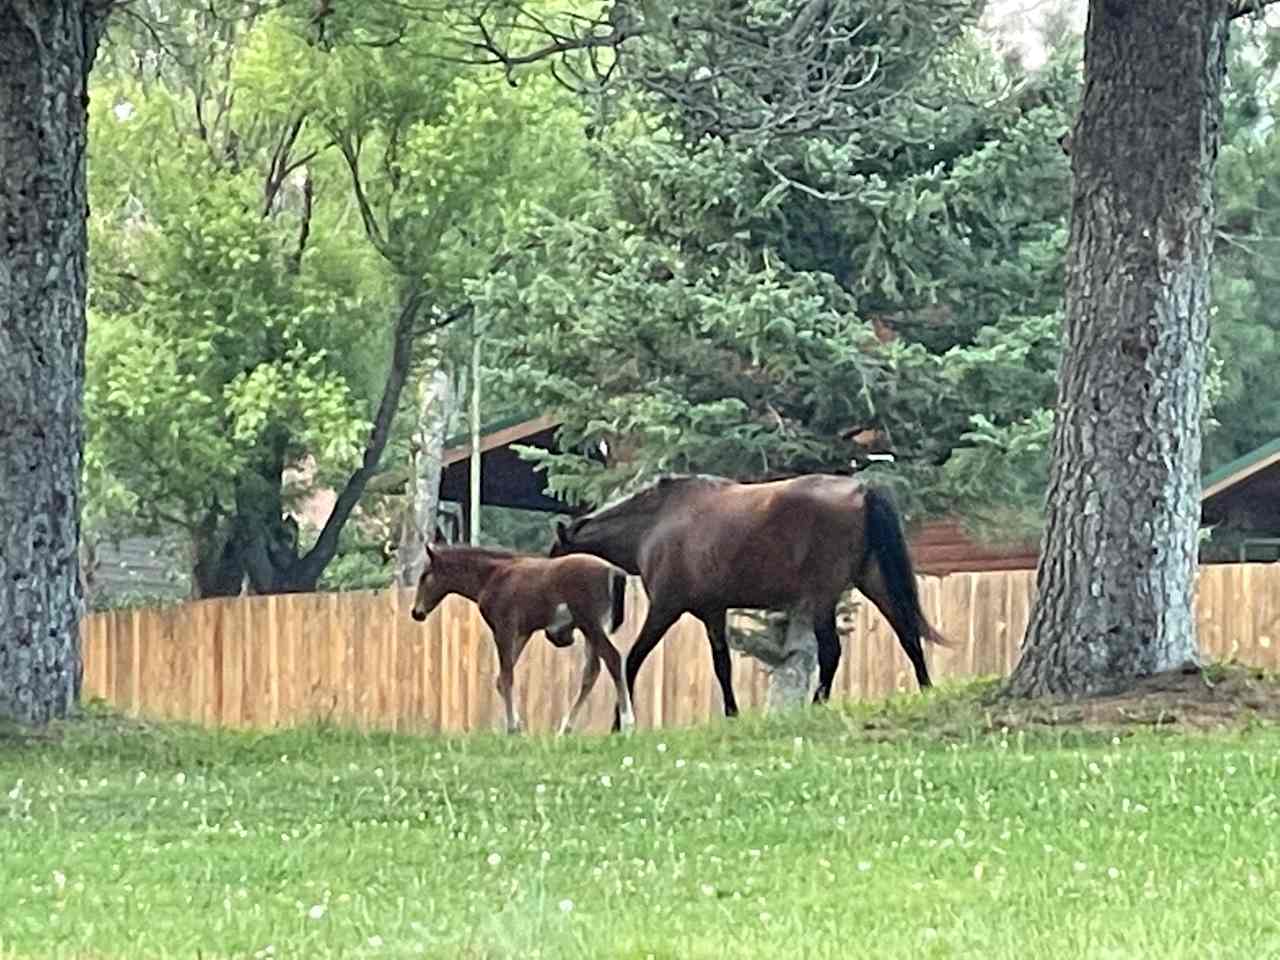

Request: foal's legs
left=558, top=639, right=601, bottom=736
left=813, top=605, right=841, bottom=703
left=856, top=561, right=931, bottom=689
left=695, top=609, right=739, bottom=718
left=613, top=602, right=682, bottom=731
left=495, top=632, right=532, bottom=733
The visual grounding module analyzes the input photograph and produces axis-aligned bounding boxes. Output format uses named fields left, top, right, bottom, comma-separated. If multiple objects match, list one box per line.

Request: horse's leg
left=615, top=602, right=682, bottom=731
left=583, top=623, right=635, bottom=735
left=496, top=632, right=532, bottom=733
left=813, top=604, right=841, bottom=704
left=558, top=637, right=601, bottom=736
left=856, top=561, right=931, bottom=689
left=695, top=609, right=739, bottom=718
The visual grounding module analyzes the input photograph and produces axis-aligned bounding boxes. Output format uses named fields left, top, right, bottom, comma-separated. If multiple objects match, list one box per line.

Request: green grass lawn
left=2, top=685, right=1280, bottom=960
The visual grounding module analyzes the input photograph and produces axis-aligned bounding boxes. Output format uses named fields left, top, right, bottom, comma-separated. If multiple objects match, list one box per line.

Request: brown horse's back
left=640, top=474, right=868, bottom=610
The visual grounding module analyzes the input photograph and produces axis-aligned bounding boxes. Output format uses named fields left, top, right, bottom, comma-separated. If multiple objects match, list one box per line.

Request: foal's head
left=410, top=546, right=449, bottom=622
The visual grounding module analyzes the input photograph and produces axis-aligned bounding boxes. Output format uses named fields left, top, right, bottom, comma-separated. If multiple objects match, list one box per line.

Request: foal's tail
left=608, top=568, right=628, bottom=634
left=863, top=487, right=951, bottom=648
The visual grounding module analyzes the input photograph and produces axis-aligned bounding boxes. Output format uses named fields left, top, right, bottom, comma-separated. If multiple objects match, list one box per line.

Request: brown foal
left=409, top=544, right=635, bottom=735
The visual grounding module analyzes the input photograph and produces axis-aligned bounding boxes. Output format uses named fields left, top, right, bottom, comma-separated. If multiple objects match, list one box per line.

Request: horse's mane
left=577, top=473, right=732, bottom=525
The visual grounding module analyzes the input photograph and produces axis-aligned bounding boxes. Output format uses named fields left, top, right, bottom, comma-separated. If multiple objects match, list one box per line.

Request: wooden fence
left=80, top=563, right=1280, bottom=734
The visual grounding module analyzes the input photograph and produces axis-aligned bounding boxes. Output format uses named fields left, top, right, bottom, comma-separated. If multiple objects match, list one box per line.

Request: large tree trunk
left=397, top=366, right=452, bottom=586
left=0, top=2, right=108, bottom=724
left=1006, top=2, right=1228, bottom=698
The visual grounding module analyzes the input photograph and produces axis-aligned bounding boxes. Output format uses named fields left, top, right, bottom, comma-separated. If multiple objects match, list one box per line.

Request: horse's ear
left=556, top=520, right=570, bottom=541
left=423, top=544, right=435, bottom=567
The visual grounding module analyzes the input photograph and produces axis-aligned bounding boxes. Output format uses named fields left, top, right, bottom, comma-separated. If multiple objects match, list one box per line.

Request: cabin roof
left=441, top=413, right=560, bottom=467
left=1201, top=436, right=1280, bottom=502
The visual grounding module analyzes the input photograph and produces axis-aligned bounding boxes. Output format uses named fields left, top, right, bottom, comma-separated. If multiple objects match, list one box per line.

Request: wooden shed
left=1200, top=437, right=1280, bottom=563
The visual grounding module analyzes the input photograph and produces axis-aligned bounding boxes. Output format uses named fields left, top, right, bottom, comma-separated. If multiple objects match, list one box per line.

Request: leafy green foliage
left=84, top=7, right=591, bottom=591
left=85, top=16, right=391, bottom=551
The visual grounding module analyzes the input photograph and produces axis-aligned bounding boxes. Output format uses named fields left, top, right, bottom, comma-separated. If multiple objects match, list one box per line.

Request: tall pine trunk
left=1006, top=2, right=1228, bottom=698
left=0, top=2, right=107, bottom=724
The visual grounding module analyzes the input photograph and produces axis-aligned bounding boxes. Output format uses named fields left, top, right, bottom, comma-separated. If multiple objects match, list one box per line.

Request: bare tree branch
left=289, top=170, right=314, bottom=272
left=263, top=112, right=310, bottom=216
left=335, top=132, right=390, bottom=255
left=296, top=284, right=427, bottom=583
left=1228, top=0, right=1280, bottom=21
left=443, top=1, right=972, bottom=141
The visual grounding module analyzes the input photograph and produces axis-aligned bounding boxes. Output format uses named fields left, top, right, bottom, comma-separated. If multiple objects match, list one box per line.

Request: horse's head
left=547, top=519, right=578, bottom=558
left=410, top=545, right=448, bottom=622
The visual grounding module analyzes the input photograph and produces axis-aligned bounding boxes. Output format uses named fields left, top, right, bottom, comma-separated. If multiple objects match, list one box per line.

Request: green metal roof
left=1202, top=436, right=1280, bottom=496
left=442, top=411, right=549, bottom=451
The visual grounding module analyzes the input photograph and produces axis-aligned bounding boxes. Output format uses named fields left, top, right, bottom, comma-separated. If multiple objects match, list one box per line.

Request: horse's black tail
left=863, top=487, right=948, bottom=649
left=609, top=568, right=628, bottom=633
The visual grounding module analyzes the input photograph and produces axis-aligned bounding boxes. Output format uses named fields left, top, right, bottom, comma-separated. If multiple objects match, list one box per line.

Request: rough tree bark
left=0, top=2, right=110, bottom=724
left=1006, top=1, right=1229, bottom=698
left=396, top=366, right=452, bottom=586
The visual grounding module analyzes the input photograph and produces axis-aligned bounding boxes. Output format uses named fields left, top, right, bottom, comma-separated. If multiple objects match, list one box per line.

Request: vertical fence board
left=421, top=595, right=442, bottom=732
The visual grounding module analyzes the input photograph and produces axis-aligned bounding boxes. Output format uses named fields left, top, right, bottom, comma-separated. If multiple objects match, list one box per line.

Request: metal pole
left=469, top=329, right=482, bottom=545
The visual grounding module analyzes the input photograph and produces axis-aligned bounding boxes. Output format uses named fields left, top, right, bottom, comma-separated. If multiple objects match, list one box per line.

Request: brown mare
left=409, top=544, right=636, bottom=734
left=550, top=473, right=948, bottom=727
